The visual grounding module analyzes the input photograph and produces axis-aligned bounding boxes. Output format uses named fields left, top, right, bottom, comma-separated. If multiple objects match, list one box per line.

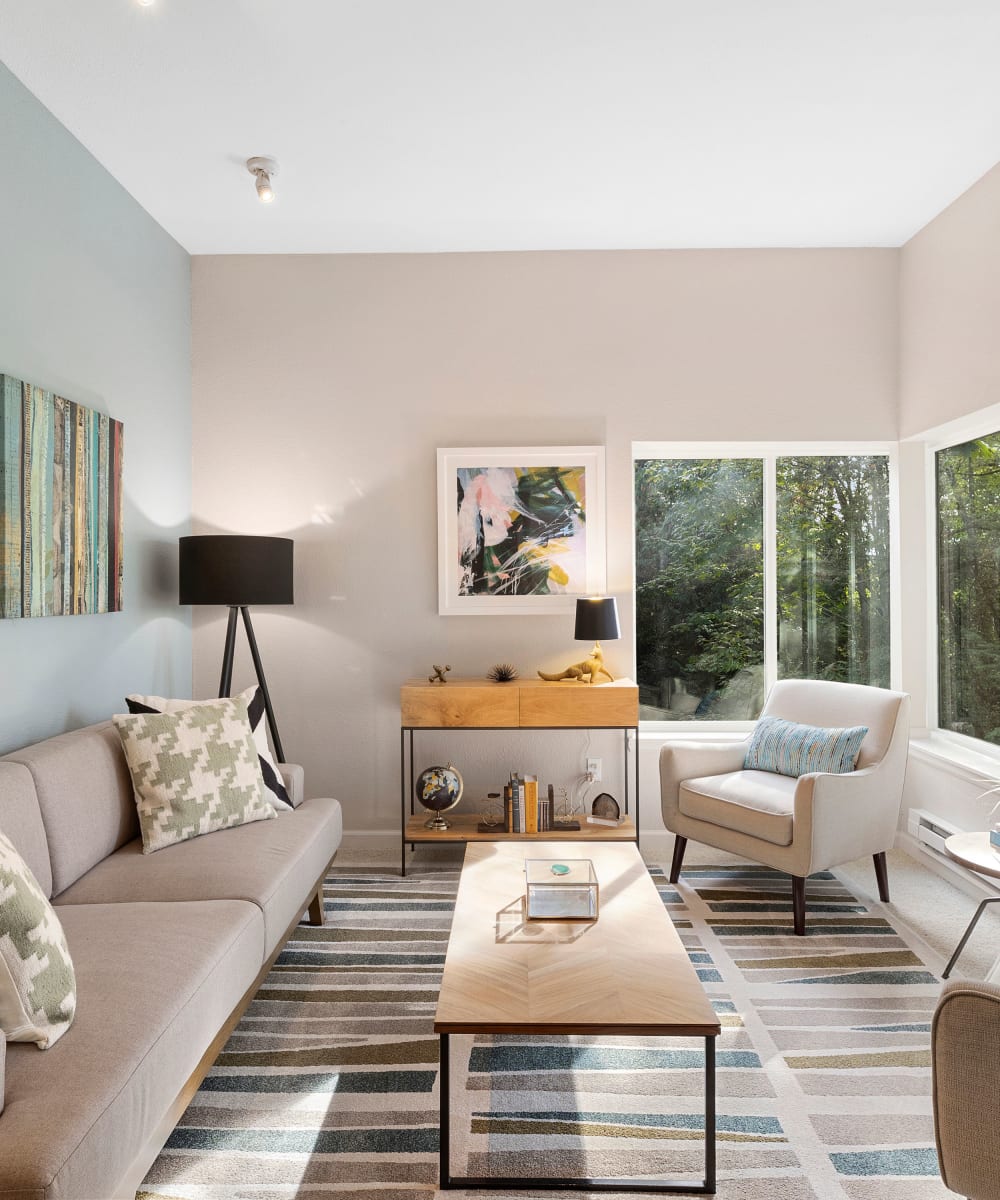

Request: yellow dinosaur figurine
left=538, top=644, right=615, bottom=685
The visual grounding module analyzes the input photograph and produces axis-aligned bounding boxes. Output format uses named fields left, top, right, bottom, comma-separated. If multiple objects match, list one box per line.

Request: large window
left=937, top=431, right=1000, bottom=745
left=635, top=447, right=893, bottom=722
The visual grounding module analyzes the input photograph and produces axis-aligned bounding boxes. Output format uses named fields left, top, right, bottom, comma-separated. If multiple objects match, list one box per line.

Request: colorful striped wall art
left=0, top=374, right=123, bottom=618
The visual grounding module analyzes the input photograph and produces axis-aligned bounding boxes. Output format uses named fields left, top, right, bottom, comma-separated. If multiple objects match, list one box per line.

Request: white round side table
left=942, top=832, right=1000, bottom=980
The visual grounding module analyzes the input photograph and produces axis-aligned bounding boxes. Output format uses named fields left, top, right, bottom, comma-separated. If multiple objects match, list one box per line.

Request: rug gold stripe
left=785, top=1049, right=932, bottom=1069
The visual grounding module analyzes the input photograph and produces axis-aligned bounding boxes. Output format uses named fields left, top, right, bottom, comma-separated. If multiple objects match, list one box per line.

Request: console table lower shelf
left=404, top=812, right=638, bottom=847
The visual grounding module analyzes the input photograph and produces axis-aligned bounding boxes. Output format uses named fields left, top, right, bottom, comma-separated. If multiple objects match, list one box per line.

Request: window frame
left=632, top=440, right=901, bottom=732
left=924, top=412, right=1000, bottom=758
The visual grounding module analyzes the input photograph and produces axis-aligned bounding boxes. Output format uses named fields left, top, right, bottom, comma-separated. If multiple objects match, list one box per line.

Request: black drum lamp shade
left=574, top=595, right=620, bottom=643
left=179, top=535, right=293, bottom=607
left=178, top=534, right=294, bottom=762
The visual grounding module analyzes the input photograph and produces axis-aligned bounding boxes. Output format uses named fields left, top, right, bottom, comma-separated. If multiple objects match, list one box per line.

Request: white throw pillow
left=0, top=831, right=77, bottom=1048
left=113, top=698, right=276, bottom=854
left=125, top=685, right=293, bottom=810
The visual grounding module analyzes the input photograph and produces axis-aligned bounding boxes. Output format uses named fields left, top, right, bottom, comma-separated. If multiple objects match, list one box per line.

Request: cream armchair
left=660, top=679, right=910, bottom=935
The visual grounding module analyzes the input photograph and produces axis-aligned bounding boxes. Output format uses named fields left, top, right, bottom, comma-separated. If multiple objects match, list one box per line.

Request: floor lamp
left=179, top=534, right=293, bottom=762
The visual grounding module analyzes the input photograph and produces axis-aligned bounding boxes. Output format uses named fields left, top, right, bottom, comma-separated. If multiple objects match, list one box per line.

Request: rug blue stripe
left=853, top=1023, right=932, bottom=1033
left=277, top=951, right=447, bottom=966
left=830, top=1148, right=940, bottom=1176
left=198, top=1070, right=437, bottom=1093
left=781, top=970, right=939, bottom=985
left=468, top=1047, right=761, bottom=1072
left=165, top=1127, right=439, bottom=1153
left=478, top=1111, right=783, bottom=1135
left=707, top=903, right=866, bottom=913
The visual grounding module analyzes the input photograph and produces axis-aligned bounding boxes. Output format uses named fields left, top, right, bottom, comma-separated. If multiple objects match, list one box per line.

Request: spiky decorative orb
left=487, top=662, right=519, bottom=683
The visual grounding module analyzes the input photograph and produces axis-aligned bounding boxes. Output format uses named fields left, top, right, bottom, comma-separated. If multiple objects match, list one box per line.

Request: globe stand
left=425, top=814, right=453, bottom=830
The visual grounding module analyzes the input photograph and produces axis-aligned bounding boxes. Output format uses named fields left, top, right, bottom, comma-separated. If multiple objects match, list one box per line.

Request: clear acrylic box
left=524, top=859, right=599, bottom=921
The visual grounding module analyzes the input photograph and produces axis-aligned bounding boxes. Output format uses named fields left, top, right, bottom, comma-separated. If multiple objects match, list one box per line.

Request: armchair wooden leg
left=669, top=835, right=688, bottom=884
left=792, top=875, right=806, bottom=936
left=872, top=851, right=890, bottom=903
left=307, top=885, right=325, bottom=926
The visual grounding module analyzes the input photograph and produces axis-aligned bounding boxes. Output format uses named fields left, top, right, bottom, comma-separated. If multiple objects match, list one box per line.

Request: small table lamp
left=179, top=535, right=293, bottom=761
left=575, top=595, right=621, bottom=650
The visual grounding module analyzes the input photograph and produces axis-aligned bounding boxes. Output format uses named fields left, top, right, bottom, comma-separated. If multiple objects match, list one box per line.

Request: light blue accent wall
left=0, top=63, right=192, bottom=752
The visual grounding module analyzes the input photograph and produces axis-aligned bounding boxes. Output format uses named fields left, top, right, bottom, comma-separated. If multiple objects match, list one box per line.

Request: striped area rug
left=141, top=860, right=951, bottom=1199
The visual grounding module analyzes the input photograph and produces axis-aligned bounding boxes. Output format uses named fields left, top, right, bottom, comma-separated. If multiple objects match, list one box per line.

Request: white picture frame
left=437, top=446, right=607, bottom=616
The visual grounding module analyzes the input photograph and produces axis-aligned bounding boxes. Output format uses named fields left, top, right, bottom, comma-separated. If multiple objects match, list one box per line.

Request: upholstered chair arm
left=278, top=762, right=305, bottom=808
left=792, top=761, right=901, bottom=875
left=932, top=978, right=1000, bottom=1198
left=659, top=739, right=749, bottom=828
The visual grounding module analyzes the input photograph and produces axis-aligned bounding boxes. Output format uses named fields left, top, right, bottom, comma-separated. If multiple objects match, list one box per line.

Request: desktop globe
left=415, top=763, right=463, bottom=829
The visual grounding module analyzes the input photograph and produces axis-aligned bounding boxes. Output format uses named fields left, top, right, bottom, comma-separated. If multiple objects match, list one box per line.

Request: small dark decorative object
left=487, top=662, right=519, bottom=683
left=591, top=792, right=621, bottom=820
left=429, top=664, right=451, bottom=684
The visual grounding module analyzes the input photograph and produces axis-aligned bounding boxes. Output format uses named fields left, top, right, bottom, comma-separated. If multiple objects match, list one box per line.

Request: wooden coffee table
left=434, top=840, right=721, bottom=1193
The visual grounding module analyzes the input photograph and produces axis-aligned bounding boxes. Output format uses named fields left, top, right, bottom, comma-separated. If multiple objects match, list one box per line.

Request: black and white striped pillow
left=124, top=686, right=293, bottom=810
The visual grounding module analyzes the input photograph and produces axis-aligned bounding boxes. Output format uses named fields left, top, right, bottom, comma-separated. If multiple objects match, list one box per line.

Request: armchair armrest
left=932, top=979, right=1000, bottom=1197
left=659, top=738, right=749, bottom=827
left=793, top=761, right=903, bottom=874
left=278, top=762, right=305, bottom=807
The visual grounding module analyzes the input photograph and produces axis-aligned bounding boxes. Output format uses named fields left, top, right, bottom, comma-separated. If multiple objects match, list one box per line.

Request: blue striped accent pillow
left=744, top=715, right=868, bottom=778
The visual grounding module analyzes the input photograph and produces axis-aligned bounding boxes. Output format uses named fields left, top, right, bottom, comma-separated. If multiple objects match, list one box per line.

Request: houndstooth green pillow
left=113, top=698, right=275, bottom=854
left=0, top=830, right=77, bottom=1048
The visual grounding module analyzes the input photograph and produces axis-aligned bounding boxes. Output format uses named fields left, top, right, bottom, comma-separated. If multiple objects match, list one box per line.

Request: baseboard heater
left=907, top=807, right=1000, bottom=893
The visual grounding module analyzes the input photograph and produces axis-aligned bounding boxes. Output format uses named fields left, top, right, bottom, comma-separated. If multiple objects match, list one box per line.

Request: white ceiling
left=3, top=1, right=1000, bottom=255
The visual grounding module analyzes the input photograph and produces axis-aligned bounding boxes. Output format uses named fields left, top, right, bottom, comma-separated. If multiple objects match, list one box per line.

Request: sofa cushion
left=744, top=714, right=867, bottom=778
left=4, top=722, right=138, bottom=896
left=113, top=699, right=275, bottom=854
left=679, top=769, right=796, bottom=846
left=0, top=831, right=76, bottom=1047
left=55, top=796, right=343, bottom=958
left=126, top=685, right=293, bottom=811
left=0, top=761, right=52, bottom=898
left=0, top=899, right=264, bottom=1200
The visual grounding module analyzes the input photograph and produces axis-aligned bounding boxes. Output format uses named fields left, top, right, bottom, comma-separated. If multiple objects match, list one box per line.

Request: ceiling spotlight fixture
left=246, top=156, right=278, bottom=204
left=135, top=0, right=155, bottom=7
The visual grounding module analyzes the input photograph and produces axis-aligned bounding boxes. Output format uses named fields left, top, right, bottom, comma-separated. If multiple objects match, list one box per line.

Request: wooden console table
left=399, top=678, right=639, bottom=876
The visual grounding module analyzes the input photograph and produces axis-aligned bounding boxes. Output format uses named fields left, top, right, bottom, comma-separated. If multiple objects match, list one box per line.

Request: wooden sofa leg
left=792, top=875, right=806, bottom=936
left=669, top=835, right=688, bottom=884
left=873, top=851, right=890, bottom=903
left=307, top=885, right=325, bottom=926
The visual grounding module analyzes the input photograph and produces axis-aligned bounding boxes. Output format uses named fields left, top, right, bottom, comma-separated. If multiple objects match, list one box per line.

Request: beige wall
left=192, top=249, right=898, bottom=833
left=900, top=161, right=1000, bottom=439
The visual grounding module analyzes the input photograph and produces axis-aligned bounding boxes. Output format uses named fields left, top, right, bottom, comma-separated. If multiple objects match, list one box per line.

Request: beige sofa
left=0, top=719, right=343, bottom=1200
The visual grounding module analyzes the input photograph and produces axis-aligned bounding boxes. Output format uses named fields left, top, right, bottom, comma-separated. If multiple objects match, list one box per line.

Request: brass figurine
left=537, top=644, right=614, bottom=685
left=429, top=664, right=451, bottom=684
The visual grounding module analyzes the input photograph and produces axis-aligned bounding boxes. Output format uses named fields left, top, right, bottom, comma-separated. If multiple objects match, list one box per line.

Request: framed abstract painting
left=437, top=446, right=606, bottom=615
left=1, top=374, right=124, bottom=619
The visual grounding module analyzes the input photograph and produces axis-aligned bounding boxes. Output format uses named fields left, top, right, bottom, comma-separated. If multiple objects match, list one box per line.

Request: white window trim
left=632, top=440, right=901, bottom=732
left=921, top=408, right=1000, bottom=755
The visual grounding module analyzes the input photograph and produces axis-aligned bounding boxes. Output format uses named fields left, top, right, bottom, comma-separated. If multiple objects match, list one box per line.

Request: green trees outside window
left=937, top=432, right=1000, bottom=744
left=635, top=453, right=892, bottom=722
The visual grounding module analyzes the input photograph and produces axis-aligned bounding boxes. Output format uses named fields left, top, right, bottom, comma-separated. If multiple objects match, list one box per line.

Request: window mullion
left=763, top=454, right=778, bottom=694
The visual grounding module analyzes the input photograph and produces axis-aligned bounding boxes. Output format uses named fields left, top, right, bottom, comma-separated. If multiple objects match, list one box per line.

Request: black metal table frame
left=438, top=1031, right=717, bottom=1193
left=942, top=895, right=1000, bottom=978
left=400, top=723, right=639, bottom=876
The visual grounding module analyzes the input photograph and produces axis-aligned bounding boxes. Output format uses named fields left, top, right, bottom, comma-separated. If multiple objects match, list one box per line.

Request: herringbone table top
left=435, top=840, right=720, bottom=1037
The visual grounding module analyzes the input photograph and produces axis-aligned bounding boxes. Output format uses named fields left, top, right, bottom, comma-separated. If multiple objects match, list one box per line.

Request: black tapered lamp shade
left=574, top=596, right=620, bottom=642
left=179, top=536, right=293, bottom=606
left=178, top=534, right=294, bottom=763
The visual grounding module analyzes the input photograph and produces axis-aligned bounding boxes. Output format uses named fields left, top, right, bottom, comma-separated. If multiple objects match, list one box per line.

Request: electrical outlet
left=586, top=757, right=602, bottom=783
